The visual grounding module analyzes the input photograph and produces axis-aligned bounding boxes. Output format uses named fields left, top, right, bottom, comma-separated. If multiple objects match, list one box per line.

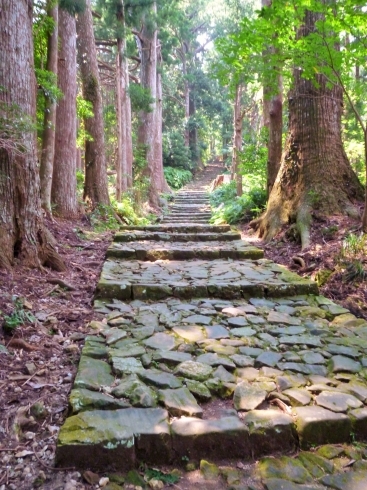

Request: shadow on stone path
left=56, top=164, right=367, bottom=489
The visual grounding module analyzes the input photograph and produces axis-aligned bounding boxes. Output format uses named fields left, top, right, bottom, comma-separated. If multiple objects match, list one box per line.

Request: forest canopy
left=0, top=0, right=367, bottom=268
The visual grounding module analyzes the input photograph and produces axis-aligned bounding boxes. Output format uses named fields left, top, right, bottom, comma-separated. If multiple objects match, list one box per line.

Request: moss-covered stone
left=69, top=388, right=130, bottom=414
left=257, top=456, right=312, bottom=484
left=200, top=460, right=219, bottom=479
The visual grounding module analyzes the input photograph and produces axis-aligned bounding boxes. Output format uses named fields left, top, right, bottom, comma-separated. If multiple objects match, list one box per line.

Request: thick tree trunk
left=263, top=76, right=283, bottom=196
left=253, top=13, right=363, bottom=248
left=76, top=0, right=109, bottom=208
left=40, top=2, right=58, bottom=216
left=0, top=0, right=65, bottom=271
left=52, top=7, right=78, bottom=218
left=231, top=83, right=243, bottom=196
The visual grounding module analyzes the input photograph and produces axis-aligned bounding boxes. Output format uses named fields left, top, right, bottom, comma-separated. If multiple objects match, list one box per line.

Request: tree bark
left=76, top=0, right=110, bottom=208
left=40, top=1, right=58, bottom=216
left=52, top=7, right=78, bottom=218
left=0, top=0, right=65, bottom=271
left=125, top=54, right=133, bottom=189
left=231, top=83, right=243, bottom=196
left=262, top=0, right=283, bottom=197
left=252, top=12, right=363, bottom=248
left=155, top=42, right=171, bottom=194
left=137, top=2, right=169, bottom=207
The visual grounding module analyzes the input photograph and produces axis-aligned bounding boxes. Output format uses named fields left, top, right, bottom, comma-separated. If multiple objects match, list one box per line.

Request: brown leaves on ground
left=0, top=217, right=112, bottom=489
left=241, top=210, right=367, bottom=320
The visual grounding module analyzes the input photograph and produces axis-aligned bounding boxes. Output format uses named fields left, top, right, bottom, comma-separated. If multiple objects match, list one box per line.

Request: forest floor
left=1, top=207, right=367, bottom=489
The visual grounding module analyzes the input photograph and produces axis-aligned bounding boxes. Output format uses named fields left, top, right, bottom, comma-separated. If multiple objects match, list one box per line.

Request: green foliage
left=163, top=131, right=191, bottom=170
left=210, top=181, right=267, bottom=224
left=340, top=233, right=367, bottom=262
left=238, top=131, right=267, bottom=187
left=144, top=468, right=180, bottom=485
left=35, top=68, right=62, bottom=104
left=163, top=166, right=192, bottom=190
left=2, top=297, right=35, bottom=333
left=89, top=204, right=120, bottom=231
left=76, top=95, right=94, bottom=148
left=128, top=83, right=154, bottom=113
left=112, top=195, right=149, bottom=225
left=59, top=0, right=86, bottom=15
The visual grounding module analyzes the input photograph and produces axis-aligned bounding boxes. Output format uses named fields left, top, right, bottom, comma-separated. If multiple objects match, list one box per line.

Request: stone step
left=106, top=240, right=264, bottom=261
left=119, top=224, right=231, bottom=233
left=167, top=213, right=212, bottom=217
left=114, top=231, right=242, bottom=243
left=161, top=219, right=210, bottom=224
left=57, top=294, right=367, bottom=471
left=169, top=204, right=211, bottom=209
left=96, top=258, right=318, bottom=301
left=159, top=219, right=211, bottom=224
left=173, top=199, right=209, bottom=204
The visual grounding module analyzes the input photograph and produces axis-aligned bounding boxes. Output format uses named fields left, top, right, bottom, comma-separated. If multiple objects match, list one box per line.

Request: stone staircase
left=56, top=165, right=367, bottom=477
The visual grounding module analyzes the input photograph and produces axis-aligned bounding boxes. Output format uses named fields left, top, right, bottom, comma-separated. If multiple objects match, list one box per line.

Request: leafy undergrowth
left=210, top=180, right=267, bottom=224
left=240, top=207, right=367, bottom=319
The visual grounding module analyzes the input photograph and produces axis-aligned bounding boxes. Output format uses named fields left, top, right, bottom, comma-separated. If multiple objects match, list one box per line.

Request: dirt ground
left=1, top=209, right=367, bottom=489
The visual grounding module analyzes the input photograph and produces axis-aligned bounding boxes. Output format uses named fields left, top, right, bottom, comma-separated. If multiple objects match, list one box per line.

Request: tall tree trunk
left=182, top=54, right=190, bottom=148
left=76, top=0, right=109, bottom=208
left=115, top=0, right=132, bottom=197
left=137, top=2, right=165, bottom=207
left=252, top=10, right=363, bottom=249
left=0, top=0, right=64, bottom=271
left=231, top=83, right=243, bottom=196
left=40, top=1, right=58, bottom=216
left=262, top=0, right=283, bottom=197
left=189, top=90, right=200, bottom=168
left=52, top=7, right=78, bottom=217
left=155, top=43, right=171, bottom=194
left=125, top=58, right=133, bottom=188
left=266, top=76, right=283, bottom=196
left=115, top=46, right=124, bottom=200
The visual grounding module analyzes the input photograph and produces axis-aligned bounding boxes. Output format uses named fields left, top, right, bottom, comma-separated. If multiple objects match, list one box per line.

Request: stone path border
left=56, top=165, right=367, bottom=479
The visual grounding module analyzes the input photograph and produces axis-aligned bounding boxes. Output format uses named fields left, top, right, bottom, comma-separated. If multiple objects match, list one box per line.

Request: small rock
left=200, top=460, right=219, bottom=480
left=99, top=476, right=110, bottom=487
left=25, top=362, right=37, bottom=375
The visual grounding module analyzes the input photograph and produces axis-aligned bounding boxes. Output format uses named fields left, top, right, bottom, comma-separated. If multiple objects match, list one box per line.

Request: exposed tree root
left=296, top=205, right=312, bottom=250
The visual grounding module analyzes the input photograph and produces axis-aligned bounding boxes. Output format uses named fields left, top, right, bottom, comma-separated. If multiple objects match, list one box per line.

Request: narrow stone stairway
left=56, top=165, right=367, bottom=485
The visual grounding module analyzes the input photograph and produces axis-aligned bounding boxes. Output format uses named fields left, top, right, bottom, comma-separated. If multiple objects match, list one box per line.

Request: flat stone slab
left=330, top=355, right=362, bottom=373
left=119, top=224, right=231, bottom=233
left=294, top=406, right=352, bottom=449
left=107, top=240, right=264, bottom=261
left=158, top=387, right=203, bottom=417
left=74, top=356, right=114, bottom=391
left=243, top=410, right=297, bottom=457
left=315, top=390, right=363, bottom=412
left=114, top=231, right=242, bottom=242
left=56, top=408, right=170, bottom=469
left=96, top=258, right=318, bottom=300
left=69, top=388, right=131, bottom=414
left=234, top=381, right=267, bottom=411
left=175, top=360, right=213, bottom=381
left=171, top=416, right=250, bottom=460
left=321, top=470, right=367, bottom=490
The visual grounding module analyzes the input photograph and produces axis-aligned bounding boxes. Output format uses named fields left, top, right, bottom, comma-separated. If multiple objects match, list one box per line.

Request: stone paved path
left=56, top=165, right=367, bottom=488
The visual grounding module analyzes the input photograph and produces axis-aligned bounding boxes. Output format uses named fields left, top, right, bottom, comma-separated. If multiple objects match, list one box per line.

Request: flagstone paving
left=56, top=165, right=367, bottom=489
